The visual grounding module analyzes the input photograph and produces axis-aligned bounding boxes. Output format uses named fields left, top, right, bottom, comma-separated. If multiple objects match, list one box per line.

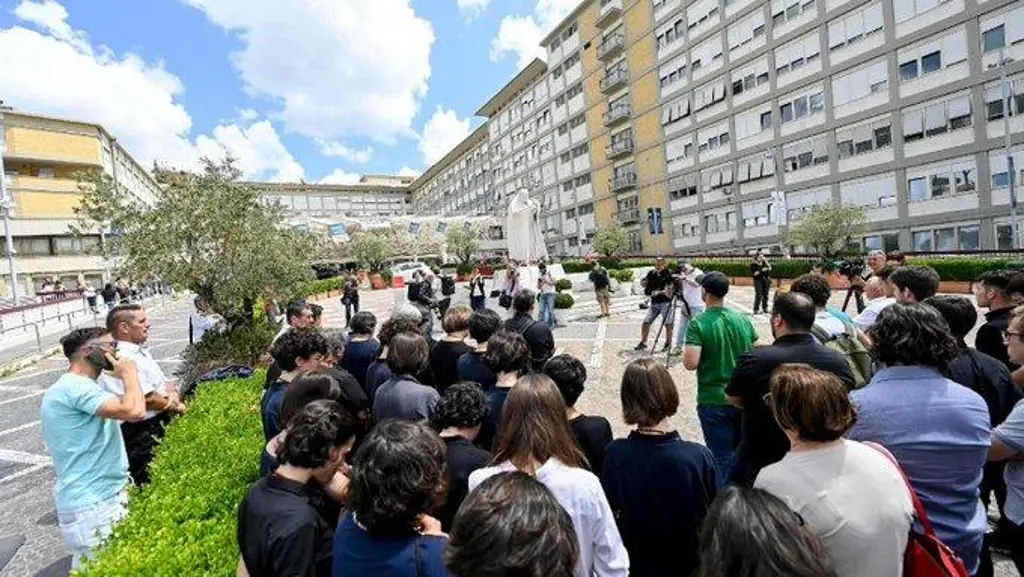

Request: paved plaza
left=0, top=286, right=1017, bottom=576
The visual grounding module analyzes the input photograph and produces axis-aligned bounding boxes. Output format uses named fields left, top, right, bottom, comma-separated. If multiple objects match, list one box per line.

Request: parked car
left=390, top=261, right=432, bottom=283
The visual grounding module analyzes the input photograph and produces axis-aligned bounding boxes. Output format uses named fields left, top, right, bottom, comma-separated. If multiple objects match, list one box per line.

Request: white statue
left=505, top=188, right=548, bottom=263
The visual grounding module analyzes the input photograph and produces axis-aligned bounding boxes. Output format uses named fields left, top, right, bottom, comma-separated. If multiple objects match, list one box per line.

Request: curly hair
left=276, top=400, right=359, bottom=469
left=866, top=303, right=958, bottom=370
left=429, top=382, right=489, bottom=430
left=543, top=354, right=588, bottom=407
left=468, top=309, right=502, bottom=344
left=271, top=327, right=328, bottom=371
left=484, top=330, right=530, bottom=375
left=789, top=273, right=832, bottom=308
left=280, top=371, right=342, bottom=426
left=446, top=472, right=578, bottom=577
left=377, top=317, right=422, bottom=350
left=348, top=420, right=447, bottom=538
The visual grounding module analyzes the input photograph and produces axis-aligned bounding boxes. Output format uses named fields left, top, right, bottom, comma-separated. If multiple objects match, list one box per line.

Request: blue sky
left=0, top=0, right=574, bottom=183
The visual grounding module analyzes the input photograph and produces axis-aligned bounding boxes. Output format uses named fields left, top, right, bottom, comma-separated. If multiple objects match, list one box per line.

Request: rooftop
left=475, top=58, right=549, bottom=118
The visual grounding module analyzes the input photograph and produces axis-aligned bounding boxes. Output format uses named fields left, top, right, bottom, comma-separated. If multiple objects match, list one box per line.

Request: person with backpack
left=789, top=273, right=874, bottom=388
left=503, top=289, right=554, bottom=373
left=588, top=261, right=612, bottom=318
left=438, top=271, right=456, bottom=320
left=726, top=291, right=855, bottom=487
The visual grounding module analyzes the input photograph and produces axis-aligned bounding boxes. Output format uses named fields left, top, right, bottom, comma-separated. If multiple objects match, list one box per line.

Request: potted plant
left=555, top=278, right=573, bottom=292
left=456, top=261, right=475, bottom=281
left=553, top=292, right=574, bottom=326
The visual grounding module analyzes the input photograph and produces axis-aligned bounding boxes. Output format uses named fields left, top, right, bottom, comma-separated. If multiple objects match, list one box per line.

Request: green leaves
left=81, top=374, right=265, bottom=576
left=444, top=226, right=482, bottom=264
left=593, top=219, right=629, bottom=259
left=785, top=205, right=868, bottom=261
left=349, top=232, right=395, bottom=272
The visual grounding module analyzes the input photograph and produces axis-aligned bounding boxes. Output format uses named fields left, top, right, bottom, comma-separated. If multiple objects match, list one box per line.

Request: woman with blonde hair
left=468, top=374, right=629, bottom=577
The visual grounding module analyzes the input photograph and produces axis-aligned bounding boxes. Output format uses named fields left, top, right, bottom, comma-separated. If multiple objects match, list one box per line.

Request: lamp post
left=0, top=106, right=20, bottom=306
left=1001, top=48, right=1020, bottom=249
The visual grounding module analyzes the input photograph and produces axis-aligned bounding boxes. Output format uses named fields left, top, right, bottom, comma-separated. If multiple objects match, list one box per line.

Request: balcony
left=597, top=33, right=625, bottom=61
left=606, top=137, right=634, bottom=160
left=603, top=103, right=631, bottom=126
left=617, top=207, right=642, bottom=224
left=610, top=170, right=638, bottom=192
left=600, top=67, right=628, bottom=94
left=597, top=0, right=623, bottom=28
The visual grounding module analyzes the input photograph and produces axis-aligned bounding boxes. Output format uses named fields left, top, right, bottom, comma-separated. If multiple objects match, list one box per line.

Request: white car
left=390, top=261, right=432, bottom=283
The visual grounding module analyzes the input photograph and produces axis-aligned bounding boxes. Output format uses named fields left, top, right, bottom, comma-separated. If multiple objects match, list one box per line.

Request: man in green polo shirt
left=682, top=271, right=757, bottom=481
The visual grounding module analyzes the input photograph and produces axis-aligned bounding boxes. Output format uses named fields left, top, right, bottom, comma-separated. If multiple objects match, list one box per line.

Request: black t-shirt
left=504, top=315, right=555, bottom=372
left=571, top=414, right=613, bottom=474
left=340, top=338, right=381, bottom=391
left=439, top=436, right=490, bottom=531
left=429, top=340, right=474, bottom=394
left=948, top=346, right=1022, bottom=427
left=238, top=474, right=334, bottom=577
left=976, top=307, right=1018, bottom=371
left=589, top=268, right=610, bottom=290
left=725, top=334, right=854, bottom=485
left=644, top=269, right=675, bottom=304
left=750, top=260, right=771, bottom=280
left=324, top=366, right=371, bottom=414
left=456, top=351, right=497, bottom=391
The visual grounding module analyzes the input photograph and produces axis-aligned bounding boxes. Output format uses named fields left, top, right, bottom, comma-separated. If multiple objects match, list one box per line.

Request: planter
left=369, top=274, right=386, bottom=290
left=357, top=270, right=368, bottom=283
left=938, top=281, right=972, bottom=294
left=456, top=273, right=469, bottom=281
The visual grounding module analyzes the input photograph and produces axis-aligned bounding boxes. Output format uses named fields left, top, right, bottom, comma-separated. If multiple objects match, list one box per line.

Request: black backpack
left=407, top=281, right=421, bottom=302
left=441, top=276, right=456, bottom=296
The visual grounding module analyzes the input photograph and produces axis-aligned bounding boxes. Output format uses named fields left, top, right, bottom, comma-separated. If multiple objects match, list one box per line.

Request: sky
left=0, top=0, right=579, bottom=184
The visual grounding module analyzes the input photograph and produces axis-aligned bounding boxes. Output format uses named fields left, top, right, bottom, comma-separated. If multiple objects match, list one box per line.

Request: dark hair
left=771, top=291, right=815, bottom=333
left=621, top=358, right=680, bottom=427
left=386, top=332, right=429, bottom=376
left=789, top=274, right=832, bottom=308
left=105, top=303, right=143, bottom=334
left=769, top=364, right=857, bottom=442
left=513, top=289, right=537, bottom=315
left=350, top=311, right=377, bottom=336
left=699, top=486, right=838, bottom=577
left=543, top=354, right=588, bottom=407
left=285, top=299, right=310, bottom=323
left=889, top=265, right=940, bottom=301
left=280, top=372, right=342, bottom=425
left=484, top=330, right=530, bottom=375
left=867, top=303, right=958, bottom=370
left=876, top=264, right=898, bottom=281
left=309, top=303, right=323, bottom=322
left=377, top=317, right=422, bottom=350
left=469, top=309, right=502, bottom=343
left=975, top=269, right=1015, bottom=295
left=443, top=305, right=473, bottom=334
left=886, top=250, right=906, bottom=264
left=1007, top=272, right=1024, bottom=298
left=446, top=472, right=578, bottom=577
left=492, top=374, right=586, bottom=473
left=348, top=420, right=447, bottom=538
left=276, top=400, right=359, bottom=469
left=61, top=327, right=108, bottom=360
left=271, top=327, right=328, bottom=371
left=923, top=295, right=976, bottom=340
left=429, top=382, right=489, bottom=430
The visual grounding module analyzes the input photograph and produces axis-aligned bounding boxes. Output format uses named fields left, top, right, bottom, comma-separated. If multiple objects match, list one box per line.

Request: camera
left=836, top=258, right=864, bottom=279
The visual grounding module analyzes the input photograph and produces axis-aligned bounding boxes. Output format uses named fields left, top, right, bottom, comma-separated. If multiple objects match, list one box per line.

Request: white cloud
left=183, top=0, right=435, bottom=143
left=0, top=1, right=306, bottom=182
left=398, top=166, right=421, bottom=178
left=418, top=107, right=471, bottom=166
left=315, top=140, right=374, bottom=164
left=457, top=0, right=489, bottom=19
left=490, top=0, right=577, bottom=68
left=319, top=169, right=362, bottom=185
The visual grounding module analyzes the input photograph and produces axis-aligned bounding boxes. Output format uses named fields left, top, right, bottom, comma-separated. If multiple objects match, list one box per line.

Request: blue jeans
left=470, top=295, right=486, bottom=311
left=539, top=292, right=556, bottom=327
left=697, top=404, right=740, bottom=483
left=674, top=303, right=705, bottom=348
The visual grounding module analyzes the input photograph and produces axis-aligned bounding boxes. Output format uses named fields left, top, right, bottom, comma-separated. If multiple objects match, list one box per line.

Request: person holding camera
left=750, top=251, right=772, bottom=314
left=41, top=327, right=147, bottom=570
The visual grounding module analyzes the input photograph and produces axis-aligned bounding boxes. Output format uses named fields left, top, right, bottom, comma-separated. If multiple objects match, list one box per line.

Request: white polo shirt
left=98, top=341, right=168, bottom=420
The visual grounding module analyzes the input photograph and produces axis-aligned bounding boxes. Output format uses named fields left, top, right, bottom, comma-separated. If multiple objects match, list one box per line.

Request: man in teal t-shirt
left=682, top=271, right=757, bottom=481
left=41, top=327, right=147, bottom=569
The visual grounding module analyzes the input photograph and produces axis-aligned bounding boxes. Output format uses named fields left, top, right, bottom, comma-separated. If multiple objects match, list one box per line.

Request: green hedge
left=906, top=258, right=1024, bottom=282
left=83, top=374, right=264, bottom=576
left=554, top=292, right=575, bottom=309
left=555, top=278, right=573, bottom=291
left=306, top=276, right=345, bottom=297
left=610, top=269, right=635, bottom=283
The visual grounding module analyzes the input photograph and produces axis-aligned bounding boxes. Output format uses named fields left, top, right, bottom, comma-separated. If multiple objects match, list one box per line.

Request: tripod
left=648, top=296, right=681, bottom=364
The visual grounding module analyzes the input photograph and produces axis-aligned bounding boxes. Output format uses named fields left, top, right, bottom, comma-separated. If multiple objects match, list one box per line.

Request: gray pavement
left=0, top=286, right=1017, bottom=576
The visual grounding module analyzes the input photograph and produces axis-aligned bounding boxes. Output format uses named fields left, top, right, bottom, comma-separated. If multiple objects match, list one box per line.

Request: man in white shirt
left=854, top=274, right=895, bottom=331
left=271, top=300, right=315, bottom=344
left=671, top=261, right=705, bottom=356
left=99, top=304, right=186, bottom=485
left=189, top=296, right=223, bottom=344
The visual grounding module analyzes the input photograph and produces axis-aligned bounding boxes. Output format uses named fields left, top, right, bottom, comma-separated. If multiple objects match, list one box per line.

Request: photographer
left=750, top=251, right=771, bottom=314
left=838, top=258, right=867, bottom=314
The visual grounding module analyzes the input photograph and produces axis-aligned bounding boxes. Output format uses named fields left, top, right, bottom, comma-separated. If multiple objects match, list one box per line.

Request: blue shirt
left=332, top=513, right=448, bottom=577
left=848, top=366, right=990, bottom=574
left=456, top=351, right=496, bottom=391
left=340, top=338, right=381, bottom=392
left=994, top=399, right=1024, bottom=525
left=40, top=372, right=128, bottom=512
left=261, top=379, right=288, bottom=442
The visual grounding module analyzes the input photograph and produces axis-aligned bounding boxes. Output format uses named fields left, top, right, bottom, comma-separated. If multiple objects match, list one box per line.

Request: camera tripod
left=646, top=295, right=686, bottom=364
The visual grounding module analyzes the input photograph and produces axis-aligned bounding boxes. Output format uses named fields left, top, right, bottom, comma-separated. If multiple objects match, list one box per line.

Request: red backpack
left=866, top=442, right=970, bottom=577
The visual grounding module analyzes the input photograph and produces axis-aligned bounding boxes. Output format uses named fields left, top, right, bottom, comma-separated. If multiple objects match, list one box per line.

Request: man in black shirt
left=726, top=291, right=854, bottom=486
left=589, top=262, right=612, bottom=318
left=429, top=383, right=490, bottom=530
left=504, top=289, right=555, bottom=372
left=974, top=270, right=1020, bottom=371
left=635, top=257, right=677, bottom=352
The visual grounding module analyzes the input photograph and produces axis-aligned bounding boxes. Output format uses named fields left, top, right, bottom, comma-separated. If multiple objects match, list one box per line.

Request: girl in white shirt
left=468, top=374, right=629, bottom=577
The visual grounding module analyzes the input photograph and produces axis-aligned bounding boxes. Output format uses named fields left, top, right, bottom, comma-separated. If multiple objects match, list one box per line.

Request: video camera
left=835, top=258, right=865, bottom=279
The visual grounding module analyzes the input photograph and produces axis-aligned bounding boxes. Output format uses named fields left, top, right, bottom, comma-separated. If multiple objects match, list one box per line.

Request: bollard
left=33, top=323, right=42, bottom=352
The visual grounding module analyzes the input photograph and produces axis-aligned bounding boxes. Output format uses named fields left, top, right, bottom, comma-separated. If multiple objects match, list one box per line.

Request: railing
left=603, top=104, right=632, bottom=126
left=597, top=0, right=623, bottom=27
left=597, top=33, right=625, bottom=60
left=617, top=208, right=642, bottom=224
left=600, top=68, right=629, bottom=92
left=606, top=137, right=635, bottom=159
left=610, top=171, right=638, bottom=191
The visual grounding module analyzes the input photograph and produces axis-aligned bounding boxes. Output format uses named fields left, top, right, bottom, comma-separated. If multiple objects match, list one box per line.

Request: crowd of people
left=34, top=254, right=1024, bottom=577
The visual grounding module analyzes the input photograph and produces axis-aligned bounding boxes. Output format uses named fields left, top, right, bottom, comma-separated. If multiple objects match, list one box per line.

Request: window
left=895, top=0, right=955, bottom=23
left=984, top=75, right=1024, bottom=120
left=780, top=87, right=824, bottom=124
left=37, top=167, right=55, bottom=178
left=668, top=173, right=699, bottom=199
left=691, top=36, right=725, bottom=73
left=666, top=134, right=695, bottom=166
left=578, top=202, right=594, bottom=215
left=960, top=226, right=980, bottom=250
left=566, top=83, right=584, bottom=99
left=901, top=92, right=972, bottom=142
left=11, top=237, right=52, bottom=256
left=737, top=150, right=776, bottom=182
left=771, top=0, right=815, bottom=29
left=897, top=29, right=968, bottom=82
left=727, top=10, right=766, bottom=51
left=662, top=95, right=691, bottom=126
left=697, top=123, right=731, bottom=154
left=988, top=149, right=1024, bottom=190
left=694, top=79, right=727, bottom=110
left=774, top=33, right=820, bottom=78
left=657, top=18, right=686, bottom=52
left=832, top=59, right=888, bottom=107
left=687, top=0, right=719, bottom=33
left=730, top=58, right=770, bottom=97
left=863, top=233, right=901, bottom=252
left=742, top=199, right=776, bottom=227
left=841, top=173, right=897, bottom=208
left=735, top=105, right=773, bottom=140
left=571, top=144, right=588, bottom=158
left=913, top=225, right=979, bottom=251
left=912, top=230, right=933, bottom=251
left=997, top=223, right=1018, bottom=249
left=907, top=157, right=977, bottom=201
left=701, top=163, right=735, bottom=191
left=704, top=211, right=737, bottom=233
left=659, top=54, right=689, bottom=91
left=53, top=235, right=101, bottom=255
left=828, top=2, right=883, bottom=52
left=782, top=134, right=829, bottom=172
left=981, top=7, right=1024, bottom=53
left=837, top=117, right=892, bottom=159
left=983, top=24, right=1005, bottom=53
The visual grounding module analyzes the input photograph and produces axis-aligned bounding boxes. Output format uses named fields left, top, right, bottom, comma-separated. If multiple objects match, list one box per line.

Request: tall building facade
left=251, top=176, right=413, bottom=223
left=411, top=0, right=1024, bottom=255
left=0, top=108, right=161, bottom=297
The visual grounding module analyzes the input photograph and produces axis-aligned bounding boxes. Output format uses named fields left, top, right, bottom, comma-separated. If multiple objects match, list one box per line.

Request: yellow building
left=0, top=107, right=160, bottom=298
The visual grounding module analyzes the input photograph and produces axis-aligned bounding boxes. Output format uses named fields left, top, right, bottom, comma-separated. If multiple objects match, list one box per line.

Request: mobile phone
left=87, top=347, right=115, bottom=372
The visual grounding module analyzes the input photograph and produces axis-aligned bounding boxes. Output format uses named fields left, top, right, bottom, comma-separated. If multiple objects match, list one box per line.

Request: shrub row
left=83, top=374, right=265, bottom=576
left=306, top=276, right=346, bottom=297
